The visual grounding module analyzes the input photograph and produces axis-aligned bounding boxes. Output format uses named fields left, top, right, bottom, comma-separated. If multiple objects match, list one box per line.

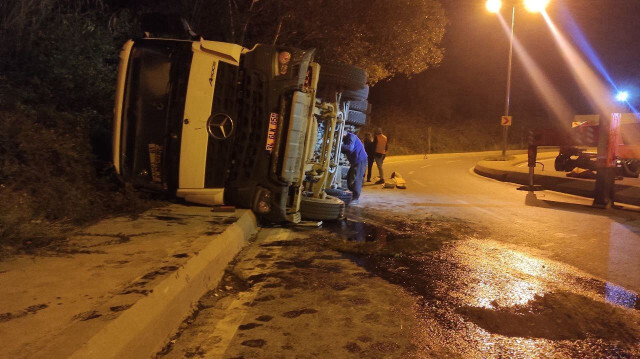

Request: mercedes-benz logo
left=207, top=113, right=234, bottom=140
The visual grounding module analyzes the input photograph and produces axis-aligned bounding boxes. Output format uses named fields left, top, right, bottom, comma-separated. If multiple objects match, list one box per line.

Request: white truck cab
left=113, top=34, right=369, bottom=222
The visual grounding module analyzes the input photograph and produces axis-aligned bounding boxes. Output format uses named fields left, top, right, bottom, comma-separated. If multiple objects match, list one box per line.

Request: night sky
left=371, top=0, right=640, bottom=129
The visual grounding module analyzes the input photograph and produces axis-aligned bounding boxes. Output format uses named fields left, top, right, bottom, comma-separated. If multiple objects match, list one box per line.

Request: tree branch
left=272, top=16, right=283, bottom=45
left=227, top=0, right=236, bottom=42
left=238, top=0, right=258, bottom=46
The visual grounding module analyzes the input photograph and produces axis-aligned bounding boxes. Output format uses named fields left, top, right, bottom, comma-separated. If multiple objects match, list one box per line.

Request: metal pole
left=593, top=113, right=621, bottom=208
left=502, top=6, right=515, bottom=159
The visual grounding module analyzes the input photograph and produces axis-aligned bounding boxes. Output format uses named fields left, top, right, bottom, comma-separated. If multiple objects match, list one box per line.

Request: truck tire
left=325, top=188, right=353, bottom=205
left=348, top=100, right=370, bottom=113
left=300, top=195, right=345, bottom=221
left=345, top=110, right=367, bottom=126
left=342, top=85, right=369, bottom=101
left=340, top=165, right=350, bottom=180
left=318, top=63, right=367, bottom=92
left=622, top=160, right=640, bottom=178
left=555, top=154, right=574, bottom=172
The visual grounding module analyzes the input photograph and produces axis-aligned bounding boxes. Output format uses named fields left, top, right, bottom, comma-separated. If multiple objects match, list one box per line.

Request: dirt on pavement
left=158, top=227, right=427, bottom=358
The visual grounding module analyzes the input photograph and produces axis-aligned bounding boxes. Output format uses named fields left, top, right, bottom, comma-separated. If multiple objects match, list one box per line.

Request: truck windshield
left=120, top=40, right=192, bottom=190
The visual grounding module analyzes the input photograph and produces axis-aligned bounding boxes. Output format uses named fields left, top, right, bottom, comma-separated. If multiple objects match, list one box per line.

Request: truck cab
left=113, top=37, right=319, bottom=222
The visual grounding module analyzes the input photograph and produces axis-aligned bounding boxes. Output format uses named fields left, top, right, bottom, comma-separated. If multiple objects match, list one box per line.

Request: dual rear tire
left=326, top=188, right=353, bottom=205
left=300, top=195, right=345, bottom=221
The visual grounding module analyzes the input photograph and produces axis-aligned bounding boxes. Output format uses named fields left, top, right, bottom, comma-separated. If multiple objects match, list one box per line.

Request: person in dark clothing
left=341, top=131, right=368, bottom=203
left=373, top=128, right=388, bottom=184
left=363, top=133, right=375, bottom=182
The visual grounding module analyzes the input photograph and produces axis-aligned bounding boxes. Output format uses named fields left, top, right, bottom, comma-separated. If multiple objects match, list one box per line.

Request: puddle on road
left=320, top=216, right=474, bottom=257
left=317, top=217, right=476, bottom=309
left=604, top=282, right=640, bottom=310
left=159, top=211, right=640, bottom=358
left=458, top=291, right=640, bottom=341
left=319, top=216, right=640, bottom=357
left=323, top=220, right=392, bottom=242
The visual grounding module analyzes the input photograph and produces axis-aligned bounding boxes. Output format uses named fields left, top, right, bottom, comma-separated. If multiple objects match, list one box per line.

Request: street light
left=524, top=0, right=550, bottom=13
left=486, top=0, right=502, bottom=13
left=486, top=0, right=550, bottom=159
left=616, top=90, right=630, bottom=102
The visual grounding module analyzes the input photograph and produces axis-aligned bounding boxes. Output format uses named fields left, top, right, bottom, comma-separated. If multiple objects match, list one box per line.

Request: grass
left=0, top=11, right=154, bottom=258
left=0, top=104, right=159, bottom=258
left=362, top=106, right=513, bottom=156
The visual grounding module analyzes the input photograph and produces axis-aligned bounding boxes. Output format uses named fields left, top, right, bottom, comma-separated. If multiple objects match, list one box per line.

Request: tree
left=194, top=0, right=448, bottom=84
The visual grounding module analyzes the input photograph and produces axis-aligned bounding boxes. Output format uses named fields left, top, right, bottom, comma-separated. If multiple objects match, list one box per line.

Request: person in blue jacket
left=341, top=131, right=368, bottom=204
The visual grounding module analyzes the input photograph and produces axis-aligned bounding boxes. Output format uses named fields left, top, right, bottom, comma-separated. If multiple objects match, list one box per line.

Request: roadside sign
left=501, top=116, right=512, bottom=126
left=572, top=121, right=586, bottom=128
left=574, top=114, right=600, bottom=125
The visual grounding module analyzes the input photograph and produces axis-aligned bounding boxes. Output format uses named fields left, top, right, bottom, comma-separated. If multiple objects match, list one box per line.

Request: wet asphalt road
left=160, top=152, right=640, bottom=358
left=372, top=153, right=640, bottom=291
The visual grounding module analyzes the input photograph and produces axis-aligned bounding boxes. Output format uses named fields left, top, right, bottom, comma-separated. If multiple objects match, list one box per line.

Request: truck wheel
left=340, top=165, right=350, bottom=180
left=318, top=63, right=367, bottom=91
left=622, top=160, right=640, bottom=178
left=342, top=85, right=369, bottom=101
left=555, top=154, right=573, bottom=172
left=325, top=188, right=353, bottom=205
left=348, top=100, right=370, bottom=113
left=345, top=110, right=367, bottom=126
left=300, top=195, right=345, bottom=221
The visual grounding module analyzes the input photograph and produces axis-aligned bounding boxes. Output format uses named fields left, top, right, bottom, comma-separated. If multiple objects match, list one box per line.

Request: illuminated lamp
left=486, top=0, right=502, bottom=13
left=616, top=91, right=630, bottom=102
left=524, top=0, right=550, bottom=13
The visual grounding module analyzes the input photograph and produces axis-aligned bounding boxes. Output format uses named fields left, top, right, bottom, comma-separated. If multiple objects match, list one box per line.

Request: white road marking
left=446, top=160, right=461, bottom=163
left=413, top=179, right=427, bottom=187
left=554, top=232, right=578, bottom=238
left=421, top=165, right=431, bottom=169
left=387, top=159, right=429, bottom=164
left=408, top=171, right=415, bottom=175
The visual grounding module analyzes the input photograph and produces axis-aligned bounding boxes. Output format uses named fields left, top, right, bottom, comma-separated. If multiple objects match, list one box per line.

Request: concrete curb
left=385, top=148, right=560, bottom=163
left=386, top=151, right=505, bottom=163
left=70, top=210, right=258, bottom=359
left=474, top=155, right=640, bottom=207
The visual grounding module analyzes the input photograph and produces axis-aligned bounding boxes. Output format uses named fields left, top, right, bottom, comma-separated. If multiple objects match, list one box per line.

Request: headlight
left=277, top=51, right=291, bottom=75
left=253, top=188, right=273, bottom=214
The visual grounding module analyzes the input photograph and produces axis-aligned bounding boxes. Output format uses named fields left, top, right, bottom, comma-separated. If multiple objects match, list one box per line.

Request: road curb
left=474, top=158, right=640, bottom=207
left=70, top=210, right=258, bottom=359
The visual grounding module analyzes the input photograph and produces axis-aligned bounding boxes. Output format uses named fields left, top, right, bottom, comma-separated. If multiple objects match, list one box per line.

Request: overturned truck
left=112, top=35, right=369, bottom=223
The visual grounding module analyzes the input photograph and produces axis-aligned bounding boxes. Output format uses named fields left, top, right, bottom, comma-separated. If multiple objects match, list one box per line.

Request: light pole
left=503, top=6, right=515, bottom=160
left=486, top=0, right=549, bottom=159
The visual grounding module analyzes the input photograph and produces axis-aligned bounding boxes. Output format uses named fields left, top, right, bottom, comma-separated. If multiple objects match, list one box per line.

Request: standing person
left=363, top=133, right=375, bottom=182
left=373, top=128, right=388, bottom=184
left=341, top=131, right=368, bottom=204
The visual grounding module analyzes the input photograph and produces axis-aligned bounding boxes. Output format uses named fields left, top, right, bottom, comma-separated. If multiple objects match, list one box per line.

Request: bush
left=0, top=8, right=151, bottom=255
left=364, top=105, right=516, bottom=155
left=0, top=104, right=154, bottom=252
